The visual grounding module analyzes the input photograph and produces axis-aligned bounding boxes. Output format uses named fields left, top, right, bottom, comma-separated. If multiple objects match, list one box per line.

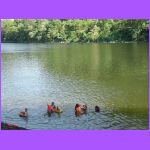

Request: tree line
left=1, top=19, right=149, bottom=43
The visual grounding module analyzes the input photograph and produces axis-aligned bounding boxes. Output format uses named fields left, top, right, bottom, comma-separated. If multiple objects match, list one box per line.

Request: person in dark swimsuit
left=95, top=106, right=100, bottom=112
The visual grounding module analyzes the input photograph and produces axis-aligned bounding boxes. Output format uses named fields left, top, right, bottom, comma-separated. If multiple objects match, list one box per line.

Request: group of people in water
left=75, top=104, right=100, bottom=116
left=47, top=102, right=62, bottom=116
left=19, top=102, right=100, bottom=118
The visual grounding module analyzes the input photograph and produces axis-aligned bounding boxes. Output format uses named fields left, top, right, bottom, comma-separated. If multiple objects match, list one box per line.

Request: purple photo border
left=0, top=20, right=1, bottom=130
left=0, top=0, right=150, bottom=149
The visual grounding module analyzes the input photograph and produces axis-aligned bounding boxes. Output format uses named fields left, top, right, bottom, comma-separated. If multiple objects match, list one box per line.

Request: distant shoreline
left=1, top=41, right=148, bottom=44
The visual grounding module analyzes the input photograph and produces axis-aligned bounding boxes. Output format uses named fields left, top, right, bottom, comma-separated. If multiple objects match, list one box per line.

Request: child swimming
left=95, top=106, right=100, bottom=112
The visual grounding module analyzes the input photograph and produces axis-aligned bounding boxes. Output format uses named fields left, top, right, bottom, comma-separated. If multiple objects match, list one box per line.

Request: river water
left=2, top=43, right=148, bottom=129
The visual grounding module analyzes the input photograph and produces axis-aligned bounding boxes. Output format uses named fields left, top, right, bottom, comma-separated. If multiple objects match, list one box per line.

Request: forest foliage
left=1, top=19, right=149, bottom=43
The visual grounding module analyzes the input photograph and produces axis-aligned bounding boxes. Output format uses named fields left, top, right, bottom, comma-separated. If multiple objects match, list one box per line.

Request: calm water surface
left=2, top=43, right=148, bottom=129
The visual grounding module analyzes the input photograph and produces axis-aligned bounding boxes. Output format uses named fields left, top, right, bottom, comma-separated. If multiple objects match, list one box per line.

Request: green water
left=2, top=43, right=148, bottom=129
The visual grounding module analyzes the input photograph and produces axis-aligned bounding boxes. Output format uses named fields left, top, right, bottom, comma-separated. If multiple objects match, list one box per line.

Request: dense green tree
left=1, top=19, right=149, bottom=43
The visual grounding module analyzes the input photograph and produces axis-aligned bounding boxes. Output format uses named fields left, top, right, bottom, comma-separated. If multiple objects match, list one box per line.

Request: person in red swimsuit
left=47, top=104, right=53, bottom=113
